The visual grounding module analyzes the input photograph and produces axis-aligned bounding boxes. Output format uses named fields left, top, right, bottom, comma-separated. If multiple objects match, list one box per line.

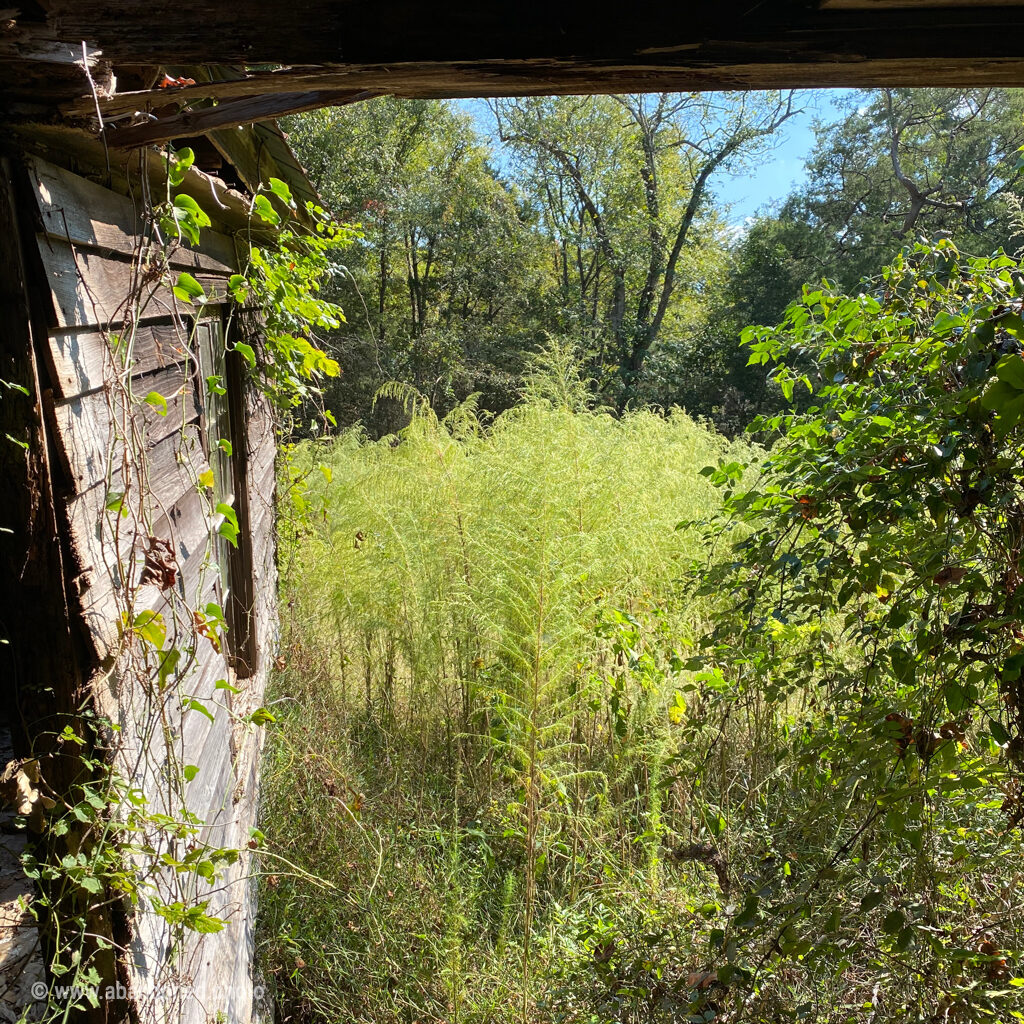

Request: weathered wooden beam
left=40, top=0, right=1024, bottom=80
left=107, top=87, right=378, bottom=147
left=9, top=0, right=1019, bottom=127
left=72, top=56, right=1024, bottom=131
left=821, top=0, right=1024, bottom=7
left=50, top=1, right=1024, bottom=129
left=40, top=1, right=1024, bottom=65
left=0, top=0, right=1019, bottom=114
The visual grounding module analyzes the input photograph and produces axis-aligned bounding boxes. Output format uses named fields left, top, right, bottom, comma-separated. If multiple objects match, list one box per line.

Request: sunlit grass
left=258, top=366, right=754, bottom=1023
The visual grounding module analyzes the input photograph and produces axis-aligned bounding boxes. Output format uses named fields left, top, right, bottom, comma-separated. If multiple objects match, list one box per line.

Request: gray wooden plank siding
left=21, top=155, right=276, bottom=1024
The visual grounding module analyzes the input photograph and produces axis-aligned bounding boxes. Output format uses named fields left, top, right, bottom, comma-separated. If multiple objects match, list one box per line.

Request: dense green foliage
left=491, top=93, right=796, bottom=408
left=260, top=248, right=1024, bottom=1021
left=285, top=91, right=799, bottom=429
left=284, top=88, right=1024, bottom=436
left=686, top=240, right=1024, bottom=1021
left=781, top=90, right=1024, bottom=289
left=257, top=91, right=1024, bottom=1024
left=284, top=99, right=550, bottom=431
left=261, top=358, right=755, bottom=1022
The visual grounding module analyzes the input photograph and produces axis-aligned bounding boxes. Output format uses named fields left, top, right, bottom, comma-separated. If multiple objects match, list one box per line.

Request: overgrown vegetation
left=260, top=238, right=1024, bottom=1021
left=686, top=240, right=1024, bottom=1022
left=255, top=90, right=1024, bottom=1023
left=261, top=352, right=755, bottom=1022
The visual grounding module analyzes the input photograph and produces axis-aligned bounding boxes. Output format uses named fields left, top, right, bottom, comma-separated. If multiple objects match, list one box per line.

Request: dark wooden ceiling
left=4, top=0, right=1024, bottom=143
left=40, top=0, right=1024, bottom=82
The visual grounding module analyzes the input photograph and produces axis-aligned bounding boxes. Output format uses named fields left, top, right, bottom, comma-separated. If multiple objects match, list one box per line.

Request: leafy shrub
left=689, top=240, right=1024, bottom=1021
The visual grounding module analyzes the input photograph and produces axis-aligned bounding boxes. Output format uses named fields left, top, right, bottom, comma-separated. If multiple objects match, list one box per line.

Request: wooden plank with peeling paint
left=37, top=236, right=229, bottom=330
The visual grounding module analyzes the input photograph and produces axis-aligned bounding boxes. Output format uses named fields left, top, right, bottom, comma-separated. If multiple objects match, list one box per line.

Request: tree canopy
left=285, top=87, right=1024, bottom=434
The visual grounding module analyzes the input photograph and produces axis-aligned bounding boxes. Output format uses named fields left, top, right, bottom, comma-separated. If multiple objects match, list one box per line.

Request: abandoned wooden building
left=2, top=0, right=1024, bottom=1021
left=1, top=41, right=324, bottom=1024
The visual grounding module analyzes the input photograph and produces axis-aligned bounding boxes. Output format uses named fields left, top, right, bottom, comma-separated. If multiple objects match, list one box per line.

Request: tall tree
left=673, top=88, right=1024, bottom=433
left=285, top=99, right=548, bottom=430
left=491, top=92, right=797, bottom=405
left=788, top=87, right=1024, bottom=286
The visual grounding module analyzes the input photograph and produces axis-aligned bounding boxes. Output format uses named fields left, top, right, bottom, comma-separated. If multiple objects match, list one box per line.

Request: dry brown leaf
left=139, top=536, right=177, bottom=591
left=0, top=759, right=56, bottom=833
left=932, top=565, right=967, bottom=587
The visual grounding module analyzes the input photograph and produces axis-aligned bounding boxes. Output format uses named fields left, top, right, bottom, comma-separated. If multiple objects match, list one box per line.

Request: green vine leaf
left=268, top=177, right=295, bottom=207
left=166, top=146, right=195, bottom=187
left=249, top=707, right=277, bottom=726
left=154, top=647, right=180, bottom=689
left=215, top=502, right=240, bottom=547
left=184, top=699, right=215, bottom=724
left=173, top=272, right=207, bottom=305
left=152, top=899, right=225, bottom=934
left=252, top=194, right=281, bottom=226
left=144, top=391, right=168, bottom=416
left=105, top=490, right=128, bottom=518
left=233, top=341, right=257, bottom=368
left=130, top=610, right=166, bottom=650
left=167, top=193, right=211, bottom=246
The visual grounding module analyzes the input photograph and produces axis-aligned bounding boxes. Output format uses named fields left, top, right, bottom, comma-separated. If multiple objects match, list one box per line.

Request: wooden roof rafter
left=6, top=1, right=1024, bottom=148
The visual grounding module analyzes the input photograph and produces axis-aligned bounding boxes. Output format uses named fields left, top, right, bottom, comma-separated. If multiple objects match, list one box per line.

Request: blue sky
left=465, top=90, right=857, bottom=227
left=713, top=90, right=856, bottom=222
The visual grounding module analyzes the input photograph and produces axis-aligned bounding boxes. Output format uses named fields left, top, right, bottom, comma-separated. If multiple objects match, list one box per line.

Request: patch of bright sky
left=713, top=90, right=856, bottom=224
left=462, top=90, right=859, bottom=228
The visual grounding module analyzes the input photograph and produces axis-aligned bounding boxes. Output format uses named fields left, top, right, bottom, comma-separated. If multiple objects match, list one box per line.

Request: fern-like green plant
left=267, top=351, right=754, bottom=1022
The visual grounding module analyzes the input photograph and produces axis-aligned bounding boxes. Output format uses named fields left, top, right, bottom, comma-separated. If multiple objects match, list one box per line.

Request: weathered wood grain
left=1, top=95, right=282, bottom=1024
left=46, top=0, right=1024, bottom=67
left=47, top=321, right=191, bottom=400
left=77, top=55, right=1024, bottom=124
left=48, top=363, right=201, bottom=497
left=69, top=458, right=221, bottom=659
left=28, top=157, right=237, bottom=273
left=111, top=88, right=376, bottom=148
left=248, top=457, right=276, bottom=536
left=174, top=627, right=232, bottom=772
left=66, top=423, right=207, bottom=573
left=187, top=701, right=235, bottom=822
left=205, top=122, right=319, bottom=225
left=245, top=397, right=277, bottom=698
left=209, top=118, right=320, bottom=214
left=0, top=114, right=283, bottom=1024
left=37, top=237, right=230, bottom=331
left=10, top=1, right=1024, bottom=121
left=44, top=0, right=1024, bottom=125
left=248, top=431, right=276, bottom=502
left=12, top=124, right=285, bottom=240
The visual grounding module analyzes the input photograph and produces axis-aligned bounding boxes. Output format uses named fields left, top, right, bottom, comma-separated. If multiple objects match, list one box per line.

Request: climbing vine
left=14, top=141, right=351, bottom=1019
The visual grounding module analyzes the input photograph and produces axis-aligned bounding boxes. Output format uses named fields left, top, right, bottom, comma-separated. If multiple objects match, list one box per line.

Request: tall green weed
left=261, top=365, right=753, bottom=1022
